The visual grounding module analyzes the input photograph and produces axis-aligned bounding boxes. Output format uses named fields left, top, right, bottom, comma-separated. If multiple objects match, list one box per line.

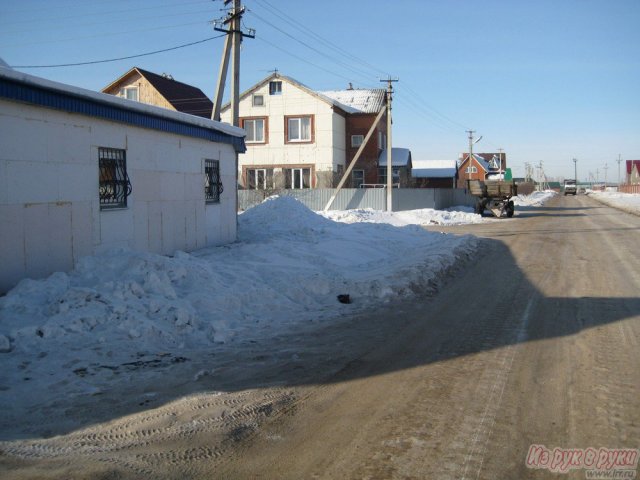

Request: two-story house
left=220, top=73, right=388, bottom=189
left=102, top=67, right=213, bottom=118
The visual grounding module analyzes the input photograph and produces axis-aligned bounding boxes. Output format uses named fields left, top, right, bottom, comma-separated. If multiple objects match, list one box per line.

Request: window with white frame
left=351, top=135, right=364, bottom=148
left=205, top=159, right=223, bottom=203
left=269, top=81, right=282, bottom=95
left=252, top=94, right=264, bottom=106
left=352, top=169, right=365, bottom=188
left=285, top=168, right=311, bottom=189
left=243, top=118, right=266, bottom=143
left=246, top=168, right=274, bottom=190
left=287, top=116, right=312, bottom=142
left=465, top=166, right=478, bottom=173
left=99, top=147, right=132, bottom=209
left=119, top=86, right=138, bottom=102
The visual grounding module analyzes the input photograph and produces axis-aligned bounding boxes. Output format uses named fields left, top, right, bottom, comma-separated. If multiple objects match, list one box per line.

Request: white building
left=220, top=73, right=387, bottom=189
left=0, top=67, right=245, bottom=293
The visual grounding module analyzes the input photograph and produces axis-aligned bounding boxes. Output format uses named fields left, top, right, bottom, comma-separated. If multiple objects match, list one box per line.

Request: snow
left=588, top=190, right=640, bottom=215
left=512, top=190, right=557, bottom=206
left=321, top=205, right=485, bottom=226
left=0, top=196, right=478, bottom=437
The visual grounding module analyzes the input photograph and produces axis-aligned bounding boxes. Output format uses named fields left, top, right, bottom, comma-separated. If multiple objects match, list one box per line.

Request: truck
left=564, top=179, right=577, bottom=196
left=467, top=179, right=517, bottom=218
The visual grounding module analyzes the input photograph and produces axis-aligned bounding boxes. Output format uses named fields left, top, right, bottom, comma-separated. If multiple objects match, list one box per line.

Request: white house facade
left=0, top=67, right=245, bottom=293
left=220, top=73, right=355, bottom=189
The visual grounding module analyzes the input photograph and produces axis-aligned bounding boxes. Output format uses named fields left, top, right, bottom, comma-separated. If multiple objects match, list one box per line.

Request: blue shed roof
left=0, top=68, right=246, bottom=153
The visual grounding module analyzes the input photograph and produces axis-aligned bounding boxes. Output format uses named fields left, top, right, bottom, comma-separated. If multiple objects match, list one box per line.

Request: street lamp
left=573, top=158, right=578, bottom=185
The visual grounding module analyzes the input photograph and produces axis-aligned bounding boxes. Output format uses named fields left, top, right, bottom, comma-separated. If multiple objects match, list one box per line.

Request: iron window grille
left=99, top=147, right=132, bottom=209
left=205, top=159, right=223, bottom=203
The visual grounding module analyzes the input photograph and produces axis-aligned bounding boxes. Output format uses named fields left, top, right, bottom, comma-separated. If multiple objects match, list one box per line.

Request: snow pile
left=321, top=206, right=484, bottom=226
left=0, top=196, right=477, bottom=407
left=512, top=190, right=557, bottom=206
left=588, top=191, right=640, bottom=215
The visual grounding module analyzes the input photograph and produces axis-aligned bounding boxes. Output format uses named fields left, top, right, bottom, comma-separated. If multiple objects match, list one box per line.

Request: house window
left=252, top=94, right=264, bottom=106
left=243, top=118, right=266, bottom=143
left=465, top=166, right=478, bottom=174
left=269, top=81, right=282, bottom=95
left=119, top=87, right=138, bottom=102
left=247, top=168, right=274, bottom=190
left=378, top=167, right=400, bottom=185
left=352, top=169, right=365, bottom=188
left=378, top=131, right=386, bottom=150
left=205, top=159, right=223, bottom=203
left=286, top=116, right=312, bottom=143
left=99, top=147, right=131, bottom=209
left=285, top=168, right=311, bottom=189
left=351, top=135, right=364, bottom=148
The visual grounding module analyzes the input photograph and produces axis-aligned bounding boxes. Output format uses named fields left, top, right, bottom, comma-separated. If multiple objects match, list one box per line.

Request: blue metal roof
left=0, top=76, right=246, bottom=153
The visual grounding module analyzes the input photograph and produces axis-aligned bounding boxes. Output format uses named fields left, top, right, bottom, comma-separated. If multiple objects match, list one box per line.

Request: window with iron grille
left=205, top=159, right=223, bottom=203
left=99, top=147, right=131, bottom=209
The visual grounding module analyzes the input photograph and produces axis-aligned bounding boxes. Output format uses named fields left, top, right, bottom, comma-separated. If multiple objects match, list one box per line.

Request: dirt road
left=2, top=194, right=639, bottom=479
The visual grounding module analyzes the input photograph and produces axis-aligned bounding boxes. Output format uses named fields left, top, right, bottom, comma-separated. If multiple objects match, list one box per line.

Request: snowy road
left=1, top=194, right=639, bottom=479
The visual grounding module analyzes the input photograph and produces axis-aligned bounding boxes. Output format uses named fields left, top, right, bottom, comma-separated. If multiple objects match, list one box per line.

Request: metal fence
left=619, top=184, right=640, bottom=194
left=238, top=188, right=476, bottom=212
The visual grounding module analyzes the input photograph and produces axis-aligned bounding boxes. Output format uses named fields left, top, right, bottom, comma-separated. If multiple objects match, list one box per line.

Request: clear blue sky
left=2, top=0, right=639, bottom=182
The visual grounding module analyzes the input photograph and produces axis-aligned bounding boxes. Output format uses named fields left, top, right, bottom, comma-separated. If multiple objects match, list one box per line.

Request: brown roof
left=103, top=67, right=213, bottom=118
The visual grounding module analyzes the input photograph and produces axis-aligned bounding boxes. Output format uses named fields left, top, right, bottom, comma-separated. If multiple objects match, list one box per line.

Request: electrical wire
left=10, top=34, right=226, bottom=68
left=254, top=0, right=388, bottom=78
left=248, top=10, right=377, bottom=85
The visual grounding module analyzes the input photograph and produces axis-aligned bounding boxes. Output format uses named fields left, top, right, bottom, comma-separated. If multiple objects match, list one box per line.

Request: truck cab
left=564, top=179, right=577, bottom=196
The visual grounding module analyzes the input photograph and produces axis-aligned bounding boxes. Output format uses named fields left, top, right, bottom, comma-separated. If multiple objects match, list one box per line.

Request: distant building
left=378, top=148, right=413, bottom=187
left=411, top=160, right=458, bottom=188
left=626, top=160, right=640, bottom=185
left=102, top=67, right=213, bottom=118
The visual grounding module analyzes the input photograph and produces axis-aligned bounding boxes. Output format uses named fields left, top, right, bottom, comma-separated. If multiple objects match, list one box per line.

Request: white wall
left=0, top=100, right=237, bottom=293
left=221, top=79, right=347, bottom=180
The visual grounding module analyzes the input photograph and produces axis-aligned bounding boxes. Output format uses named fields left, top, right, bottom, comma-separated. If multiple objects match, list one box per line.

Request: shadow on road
left=1, top=196, right=639, bottom=442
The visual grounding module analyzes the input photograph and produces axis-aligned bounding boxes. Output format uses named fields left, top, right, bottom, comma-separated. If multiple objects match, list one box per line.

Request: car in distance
left=564, top=179, right=577, bottom=196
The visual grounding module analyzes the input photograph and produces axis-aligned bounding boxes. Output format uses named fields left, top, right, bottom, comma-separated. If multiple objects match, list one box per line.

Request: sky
left=1, top=0, right=639, bottom=182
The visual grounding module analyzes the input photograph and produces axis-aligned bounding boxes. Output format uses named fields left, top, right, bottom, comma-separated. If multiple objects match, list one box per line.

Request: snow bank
left=321, top=205, right=484, bottom=226
left=0, top=197, right=477, bottom=409
left=588, top=191, right=640, bottom=215
left=512, top=190, right=557, bottom=207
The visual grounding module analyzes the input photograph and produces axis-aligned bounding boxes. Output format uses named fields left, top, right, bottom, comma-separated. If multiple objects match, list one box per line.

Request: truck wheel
left=506, top=201, right=515, bottom=218
left=474, top=200, right=484, bottom=215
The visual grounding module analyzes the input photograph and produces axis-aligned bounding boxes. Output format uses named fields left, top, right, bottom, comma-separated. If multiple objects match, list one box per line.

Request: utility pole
left=467, top=130, right=475, bottom=185
left=617, top=154, right=622, bottom=186
left=573, top=158, right=577, bottom=184
left=211, top=0, right=254, bottom=125
left=381, top=77, right=398, bottom=212
left=604, top=163, right=608, bottom=190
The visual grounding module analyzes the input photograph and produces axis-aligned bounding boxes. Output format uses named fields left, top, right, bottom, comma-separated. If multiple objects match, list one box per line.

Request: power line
left=10, top=34, right=226, bottom=68
left=251, top=0, right=388, bottom=79
left=254, top=36, right=357, bottom=84
left=248, top=10, right=376, bottom=84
